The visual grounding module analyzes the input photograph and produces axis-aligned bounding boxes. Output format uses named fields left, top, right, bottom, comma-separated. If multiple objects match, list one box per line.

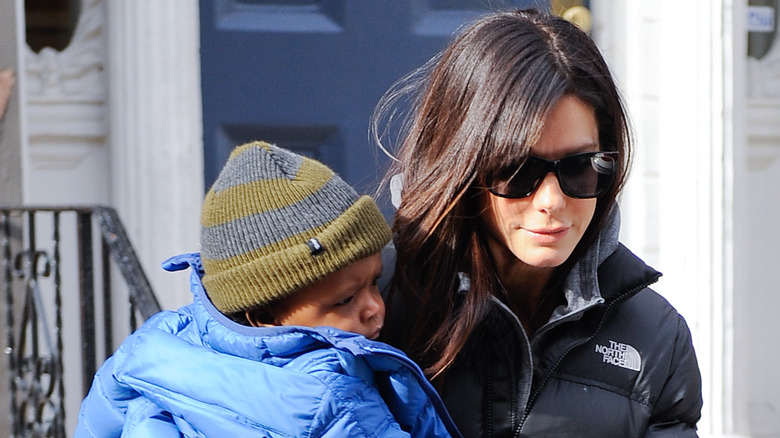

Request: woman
left=374, top=9, right=702, bottom=437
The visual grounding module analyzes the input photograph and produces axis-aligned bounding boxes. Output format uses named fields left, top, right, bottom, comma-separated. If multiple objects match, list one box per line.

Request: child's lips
left=369, top=326, right=383, bottom=340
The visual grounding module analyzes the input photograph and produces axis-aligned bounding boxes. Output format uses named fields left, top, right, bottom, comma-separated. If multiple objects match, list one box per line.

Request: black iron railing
left=0, top=206, right=161, bottom=437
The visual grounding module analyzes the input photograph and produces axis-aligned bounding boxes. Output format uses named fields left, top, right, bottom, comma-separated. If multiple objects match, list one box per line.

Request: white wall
left=0, top=0, right=25, bottom=206
left=743, top=32, right=780, bottom=436
left=0, top=3, right=26, bottom=434
left=593, top=1, right=780, bottom=437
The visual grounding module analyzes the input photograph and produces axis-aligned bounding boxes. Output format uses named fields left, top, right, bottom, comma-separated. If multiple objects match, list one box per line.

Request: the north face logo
left=595, top=340, right=641, bottom=371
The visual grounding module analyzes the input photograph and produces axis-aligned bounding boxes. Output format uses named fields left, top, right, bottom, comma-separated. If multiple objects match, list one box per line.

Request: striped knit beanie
left=200, top=141, right=392, bottom=314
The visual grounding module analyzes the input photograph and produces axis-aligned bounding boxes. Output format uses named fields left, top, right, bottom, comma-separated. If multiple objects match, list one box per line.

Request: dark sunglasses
left=488, top=151, right=618, bottom=199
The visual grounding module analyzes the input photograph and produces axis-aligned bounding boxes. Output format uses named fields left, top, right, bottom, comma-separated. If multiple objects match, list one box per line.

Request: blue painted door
left=200, top=0, right=544, bottom=210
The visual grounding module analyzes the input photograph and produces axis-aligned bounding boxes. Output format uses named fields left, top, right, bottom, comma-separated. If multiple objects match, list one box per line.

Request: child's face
left=270, top=253, right=385, bottom=339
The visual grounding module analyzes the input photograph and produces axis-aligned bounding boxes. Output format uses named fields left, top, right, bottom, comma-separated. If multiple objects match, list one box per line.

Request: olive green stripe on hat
left=201, top=175, right=358, bottom=260
left=202, top=222, right=327, bottom=276
left=201, top=195, right=392, bottom=314
left=202, top=154, right=344, bottom=228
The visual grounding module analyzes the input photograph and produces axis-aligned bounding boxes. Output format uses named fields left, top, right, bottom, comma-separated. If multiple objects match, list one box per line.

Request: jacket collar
left=597, top=244, right=661, bottom=302
left=547, top=206, right=661, bottom=324
left=548, top=205, right=620, bottom=323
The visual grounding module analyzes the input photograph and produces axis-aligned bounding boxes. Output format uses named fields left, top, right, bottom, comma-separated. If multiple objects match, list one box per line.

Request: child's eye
left=334, top=295, right=355, bottom=306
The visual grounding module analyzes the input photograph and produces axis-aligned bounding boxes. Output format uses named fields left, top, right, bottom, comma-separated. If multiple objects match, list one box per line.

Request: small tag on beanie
left=307, top=238, right=325, bottom=256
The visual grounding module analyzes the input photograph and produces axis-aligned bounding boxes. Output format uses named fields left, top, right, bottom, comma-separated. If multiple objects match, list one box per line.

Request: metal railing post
left=76, top=211, right=96, bottom=399
left=0, top=205, right=161, bottom=437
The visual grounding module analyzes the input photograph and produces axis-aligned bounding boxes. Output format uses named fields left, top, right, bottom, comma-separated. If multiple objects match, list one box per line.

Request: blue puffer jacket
left=75, top=253, right=460, bottom=438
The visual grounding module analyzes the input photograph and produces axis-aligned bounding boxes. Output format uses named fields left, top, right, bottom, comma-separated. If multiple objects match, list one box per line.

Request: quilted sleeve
left=121, top=398, right=182, bottom=437
left=74, top=344, right=153, bottom=437
left=645, top=313, right=703, bottom=437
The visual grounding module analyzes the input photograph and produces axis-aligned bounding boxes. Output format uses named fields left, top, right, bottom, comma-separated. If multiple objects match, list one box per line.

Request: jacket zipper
left=488, top=295, right=533, bottom=436
left=514, top=276, right=659, bottom=437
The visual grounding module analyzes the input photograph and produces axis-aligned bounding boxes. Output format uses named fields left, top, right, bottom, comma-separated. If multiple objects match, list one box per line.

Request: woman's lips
left=524, top=227, right=569, bottom=244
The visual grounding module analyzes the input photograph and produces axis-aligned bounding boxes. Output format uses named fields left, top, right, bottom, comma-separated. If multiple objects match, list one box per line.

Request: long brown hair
left=373, top=9, right=632, bottom=378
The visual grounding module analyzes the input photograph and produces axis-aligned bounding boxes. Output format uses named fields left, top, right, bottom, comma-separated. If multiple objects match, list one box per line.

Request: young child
left=75, top=141, right=461, bottom=437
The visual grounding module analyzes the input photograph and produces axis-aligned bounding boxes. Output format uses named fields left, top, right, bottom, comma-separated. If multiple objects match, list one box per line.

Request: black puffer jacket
left=382, top=242, right=702, bottom=437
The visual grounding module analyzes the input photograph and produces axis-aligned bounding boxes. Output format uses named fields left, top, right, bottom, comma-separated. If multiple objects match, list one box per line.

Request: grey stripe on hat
left=201, top=175, right=359, bottom=261
left=211, top=144, right=305, bottom=193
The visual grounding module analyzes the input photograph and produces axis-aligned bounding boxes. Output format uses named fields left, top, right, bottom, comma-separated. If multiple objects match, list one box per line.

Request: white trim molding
left=24, top=0, right=108, bottom=201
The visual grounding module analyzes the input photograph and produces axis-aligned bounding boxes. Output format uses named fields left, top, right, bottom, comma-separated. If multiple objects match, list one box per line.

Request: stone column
left=106, top=0, right=204, bottom=310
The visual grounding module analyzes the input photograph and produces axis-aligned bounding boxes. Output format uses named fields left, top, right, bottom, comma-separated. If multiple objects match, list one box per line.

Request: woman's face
left=480, top=95, right=599, bottom=270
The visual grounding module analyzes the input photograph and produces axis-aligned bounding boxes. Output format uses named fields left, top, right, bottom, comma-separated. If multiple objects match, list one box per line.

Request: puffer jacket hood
left=75, top=253, right=461, bottom=438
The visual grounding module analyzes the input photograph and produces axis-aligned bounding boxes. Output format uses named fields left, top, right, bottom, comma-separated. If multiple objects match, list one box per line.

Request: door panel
left=200, top=0, right=545, bottom=209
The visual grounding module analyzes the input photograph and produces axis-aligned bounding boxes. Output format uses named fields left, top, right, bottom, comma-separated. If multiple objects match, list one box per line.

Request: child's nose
left=361, top=289, right=385, bottom=320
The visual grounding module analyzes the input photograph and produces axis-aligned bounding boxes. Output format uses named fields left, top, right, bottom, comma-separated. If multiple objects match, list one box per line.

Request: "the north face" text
left=595, top=340, right=641, bottom=371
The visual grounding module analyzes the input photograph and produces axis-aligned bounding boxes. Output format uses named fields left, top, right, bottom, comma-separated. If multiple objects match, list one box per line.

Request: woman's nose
left=532, top=172, right=566, bottom=211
